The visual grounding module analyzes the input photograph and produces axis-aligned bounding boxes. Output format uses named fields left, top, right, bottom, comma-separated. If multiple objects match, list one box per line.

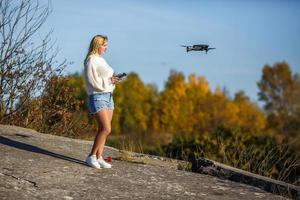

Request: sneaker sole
left=101, top=166, right=111, bottom=169
left=85, top=161, right=101, bottom=169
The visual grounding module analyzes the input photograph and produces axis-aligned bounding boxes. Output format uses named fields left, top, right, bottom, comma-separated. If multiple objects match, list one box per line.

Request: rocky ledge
left=0, top=125, right=293, bottom=200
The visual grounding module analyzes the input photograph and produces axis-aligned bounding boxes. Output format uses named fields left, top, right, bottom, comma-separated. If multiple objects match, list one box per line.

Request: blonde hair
left=84, top=35, right=108, bottom=64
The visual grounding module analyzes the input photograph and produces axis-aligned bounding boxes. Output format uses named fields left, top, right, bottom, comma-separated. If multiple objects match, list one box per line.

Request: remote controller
left=116, top=73, right=127, bottom=78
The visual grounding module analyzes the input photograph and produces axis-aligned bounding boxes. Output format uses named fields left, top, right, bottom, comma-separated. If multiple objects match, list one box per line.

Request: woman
left=84, top=35, right=121, bottom=169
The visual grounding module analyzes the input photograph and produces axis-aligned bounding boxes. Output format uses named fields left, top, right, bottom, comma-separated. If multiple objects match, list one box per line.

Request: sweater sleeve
left=85, top=58, right=113, bottom=91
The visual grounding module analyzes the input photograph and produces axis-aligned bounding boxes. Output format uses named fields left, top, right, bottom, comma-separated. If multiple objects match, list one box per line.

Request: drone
left=181, top=44, right=216, bottom=53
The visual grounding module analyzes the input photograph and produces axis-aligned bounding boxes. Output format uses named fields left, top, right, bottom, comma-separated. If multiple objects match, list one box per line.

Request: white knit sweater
left=84, top=54, right=115, bottom=95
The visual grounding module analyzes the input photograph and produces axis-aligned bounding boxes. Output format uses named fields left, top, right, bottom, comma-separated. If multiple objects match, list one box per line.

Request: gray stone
left=192, top=157, right=300, bottom=199
left=0, top=125, right=290, bottom=199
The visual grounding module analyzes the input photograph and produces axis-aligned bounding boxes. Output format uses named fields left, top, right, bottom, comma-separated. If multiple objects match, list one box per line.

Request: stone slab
left=0, top=125, right=289, bottom=200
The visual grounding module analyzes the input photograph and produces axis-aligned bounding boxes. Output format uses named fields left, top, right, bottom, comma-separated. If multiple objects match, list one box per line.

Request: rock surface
left=0, top=125, right=288, bottom=200
left=192, top=157, right=300, bottom=199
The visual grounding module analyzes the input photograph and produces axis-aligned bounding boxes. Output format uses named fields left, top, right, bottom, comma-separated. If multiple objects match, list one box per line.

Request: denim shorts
left=88, top=93, right=114, bottom=114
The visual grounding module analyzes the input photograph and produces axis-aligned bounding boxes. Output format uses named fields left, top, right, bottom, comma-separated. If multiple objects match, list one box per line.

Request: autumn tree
left=182, top=74, right=211, bottom=135
left=65, top=73, right=87, bottom=110
left=233, top=90, right=266, bottom=133
left=157, top=70, right=266, bottom=136
left=257, top=62, right=300, bottom=141
left=113, top=72, right=155, bottom=135
left=158, top=70, right=186, bottom=134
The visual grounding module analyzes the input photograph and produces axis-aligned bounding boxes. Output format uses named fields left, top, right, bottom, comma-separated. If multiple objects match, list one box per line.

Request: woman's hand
left=111, top=75, right=121, bottom=84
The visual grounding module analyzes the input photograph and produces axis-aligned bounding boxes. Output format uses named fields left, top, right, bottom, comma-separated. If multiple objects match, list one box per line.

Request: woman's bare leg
left=90, top=109, right=112, bottom=157
left=96, top=109, right=113, bottom=158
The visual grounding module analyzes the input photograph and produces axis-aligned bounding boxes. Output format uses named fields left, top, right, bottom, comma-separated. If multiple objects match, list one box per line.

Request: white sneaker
left=98, top=156, right=112, bottom=168
left=85, top=155, right=101, bottom=169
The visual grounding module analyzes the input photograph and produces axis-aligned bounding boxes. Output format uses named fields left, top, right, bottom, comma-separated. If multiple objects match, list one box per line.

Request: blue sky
left=41, top=0, right=300, bottom=103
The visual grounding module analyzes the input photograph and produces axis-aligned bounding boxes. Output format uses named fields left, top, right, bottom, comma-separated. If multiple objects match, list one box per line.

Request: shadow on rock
left=0, top=136, right=87, bottom=166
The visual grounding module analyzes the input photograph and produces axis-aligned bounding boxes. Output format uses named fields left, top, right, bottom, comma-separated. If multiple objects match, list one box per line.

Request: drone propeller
left=181, top=45, right=188, bottom=47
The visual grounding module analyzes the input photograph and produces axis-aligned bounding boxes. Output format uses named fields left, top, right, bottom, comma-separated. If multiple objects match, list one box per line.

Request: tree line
left=2, top=62, right=299, bottom=185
